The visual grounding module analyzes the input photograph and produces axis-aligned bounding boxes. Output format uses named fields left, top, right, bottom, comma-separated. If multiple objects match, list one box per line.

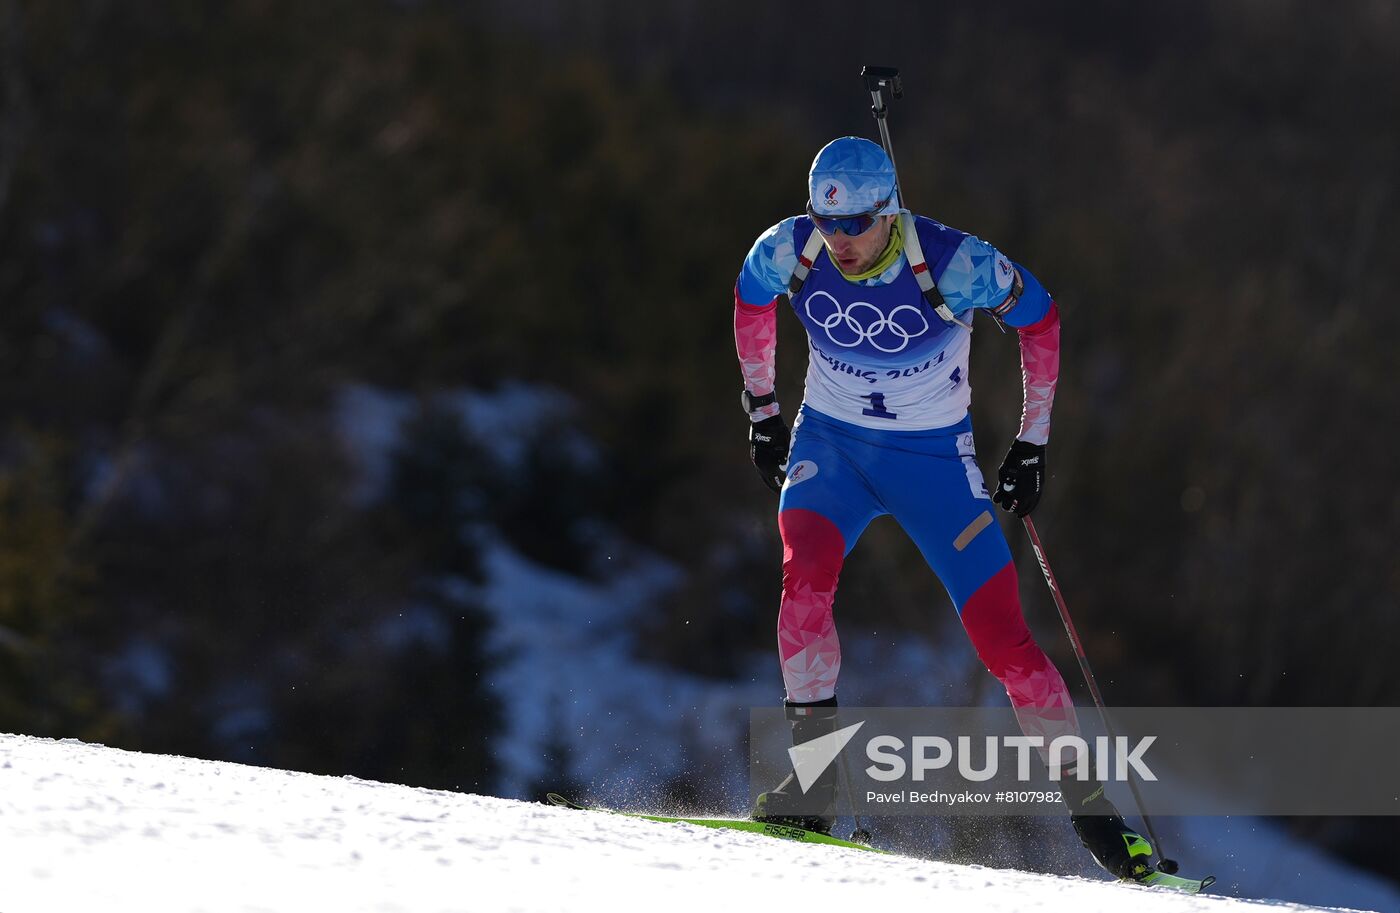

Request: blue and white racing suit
left=734, top=213, right=1074, bottom=744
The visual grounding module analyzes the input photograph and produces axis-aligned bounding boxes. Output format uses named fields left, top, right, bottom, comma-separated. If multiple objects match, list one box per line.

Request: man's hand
left=749, top=415, right=790, bottom=494
left=993, top=439, right=1046, bottom=516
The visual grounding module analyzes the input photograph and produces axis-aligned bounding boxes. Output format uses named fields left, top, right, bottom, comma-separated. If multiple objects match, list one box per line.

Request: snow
left=0, top=733, right=1381, bottom=913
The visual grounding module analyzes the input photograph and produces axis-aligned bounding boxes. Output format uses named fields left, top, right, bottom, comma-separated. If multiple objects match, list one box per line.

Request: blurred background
left=2, top=0, right=1397, bottom=905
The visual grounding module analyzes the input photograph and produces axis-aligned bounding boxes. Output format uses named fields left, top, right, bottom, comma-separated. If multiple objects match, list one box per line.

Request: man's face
left=820, top=214, right=896, bottom=274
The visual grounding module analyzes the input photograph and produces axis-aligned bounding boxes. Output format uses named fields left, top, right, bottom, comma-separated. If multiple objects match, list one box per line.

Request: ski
left=1134, top=869, right=1217, bottom=894
left=544, top=793, right=884, bottom=853
left=548, top=793, right=1218, bottom=893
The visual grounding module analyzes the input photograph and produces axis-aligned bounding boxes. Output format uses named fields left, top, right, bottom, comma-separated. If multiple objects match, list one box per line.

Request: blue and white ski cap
left=808, top=136, right=900, bottom=216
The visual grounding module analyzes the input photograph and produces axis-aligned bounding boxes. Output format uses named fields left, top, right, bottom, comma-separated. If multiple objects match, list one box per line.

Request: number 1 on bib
left=861, top=392, right=899, bottom=421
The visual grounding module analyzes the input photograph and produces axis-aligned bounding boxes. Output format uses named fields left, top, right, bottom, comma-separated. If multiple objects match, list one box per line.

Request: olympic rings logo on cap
left=804, top=291, right=929, bottom=353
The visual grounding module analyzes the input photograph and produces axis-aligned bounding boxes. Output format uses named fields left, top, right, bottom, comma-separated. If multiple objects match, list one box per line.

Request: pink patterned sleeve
left=734, top=287, right=781, bottom=420
left=1017, top=301, right=1060, bottom=445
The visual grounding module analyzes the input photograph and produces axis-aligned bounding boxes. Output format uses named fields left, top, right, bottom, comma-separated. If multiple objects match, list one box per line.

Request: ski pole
left=1021, top=515, right=1180, bottom=875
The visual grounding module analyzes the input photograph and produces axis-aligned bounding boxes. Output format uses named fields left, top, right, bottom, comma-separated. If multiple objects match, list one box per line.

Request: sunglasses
left=806, top=199, right=891, bottom=237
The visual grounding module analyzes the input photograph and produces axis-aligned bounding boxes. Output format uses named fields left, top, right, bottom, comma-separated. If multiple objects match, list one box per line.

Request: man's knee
left=778, top=508, right=846, bottom=591
left=959, top=561, right=1038, bottom=675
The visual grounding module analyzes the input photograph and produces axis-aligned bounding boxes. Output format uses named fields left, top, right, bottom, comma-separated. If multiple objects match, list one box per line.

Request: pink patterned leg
left=960, top=561, right=1080, bottom=744
left=777, top=509, right=846, bottom=704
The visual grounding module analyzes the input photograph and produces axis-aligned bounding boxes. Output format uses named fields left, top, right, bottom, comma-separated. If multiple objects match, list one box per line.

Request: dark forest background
left=1, top=0, right=1397, bottom=887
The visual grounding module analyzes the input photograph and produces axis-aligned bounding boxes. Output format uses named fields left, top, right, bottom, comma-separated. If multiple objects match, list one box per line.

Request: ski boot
left=751, top=697, right=839, bottom=835
left=1064, top=780, right=1154, bottom=880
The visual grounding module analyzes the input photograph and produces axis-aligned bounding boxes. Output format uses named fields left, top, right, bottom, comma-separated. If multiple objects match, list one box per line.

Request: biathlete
left=734, top=136, right=1151, bottom=879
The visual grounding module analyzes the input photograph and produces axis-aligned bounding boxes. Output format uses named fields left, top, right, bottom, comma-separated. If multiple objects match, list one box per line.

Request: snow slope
left=0, top=734, right=1381, bottom=913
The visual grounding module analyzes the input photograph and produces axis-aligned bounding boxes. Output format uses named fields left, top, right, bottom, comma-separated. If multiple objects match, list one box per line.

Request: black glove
left=993, top=439, right=1046, bottom=517
left=749, top=415, right=790, bottom=494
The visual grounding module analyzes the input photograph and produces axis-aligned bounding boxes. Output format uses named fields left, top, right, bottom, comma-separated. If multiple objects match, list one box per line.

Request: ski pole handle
left=861, top=65, right=903, bottom=113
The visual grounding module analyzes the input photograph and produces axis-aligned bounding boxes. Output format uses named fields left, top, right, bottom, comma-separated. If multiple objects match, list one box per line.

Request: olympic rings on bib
left=804, top=291, right=930, bottom=353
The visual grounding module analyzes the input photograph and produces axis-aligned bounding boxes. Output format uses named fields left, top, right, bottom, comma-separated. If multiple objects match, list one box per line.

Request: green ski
left=1134, top=870, right=1217, bottom=894
left=544, top=793, right=884, bottom=853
